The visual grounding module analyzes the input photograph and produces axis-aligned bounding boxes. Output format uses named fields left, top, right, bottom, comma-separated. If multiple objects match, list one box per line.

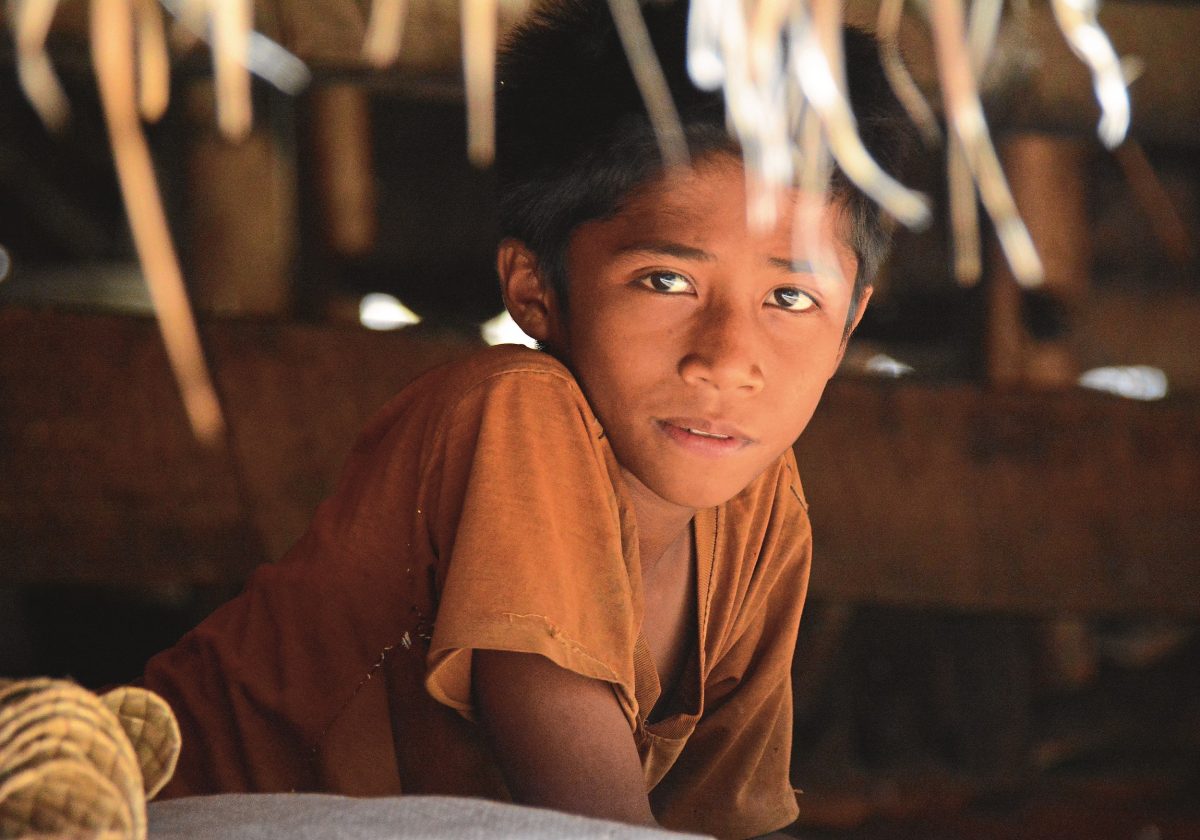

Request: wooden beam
left=2, top=307, right=1197, bottom=616
left=0, top=306, right=477, bottom=585
left=795, top=379, right=1200, bottom=616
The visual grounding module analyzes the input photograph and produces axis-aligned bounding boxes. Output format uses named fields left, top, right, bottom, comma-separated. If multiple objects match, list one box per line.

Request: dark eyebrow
left=769, top=255, right=851, bottom=283
left=614, top=241, right=715, bottom=262
left=768, top=256, right=818, bottom=274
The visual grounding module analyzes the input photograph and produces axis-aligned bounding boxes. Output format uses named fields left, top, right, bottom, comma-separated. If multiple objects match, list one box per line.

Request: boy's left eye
left=637, top=271, right=693, bottom=294
left=769, top=287, right=817, bottom=312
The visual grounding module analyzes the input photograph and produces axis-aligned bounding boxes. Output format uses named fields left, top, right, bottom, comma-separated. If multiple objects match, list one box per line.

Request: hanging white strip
left=791, top=4, right=931, bottom=229
left=1050, top=0, right=1131, bottom=149
left=11, top=0, right=69, bottom=131
left=929, top=0, right=1043, bottom=286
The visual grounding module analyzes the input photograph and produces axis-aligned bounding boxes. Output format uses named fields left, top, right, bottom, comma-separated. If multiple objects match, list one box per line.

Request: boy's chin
left=644, top=475, right=750, bottom=512
left=618, top=452, right=771, bottom=513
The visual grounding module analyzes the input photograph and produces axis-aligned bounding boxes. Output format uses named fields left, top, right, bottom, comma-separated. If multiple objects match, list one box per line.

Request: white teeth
left=687, top=427, right=730, bottom=439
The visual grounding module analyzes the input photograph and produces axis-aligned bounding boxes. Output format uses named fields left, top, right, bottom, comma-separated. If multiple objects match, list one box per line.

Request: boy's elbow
left=472, top=649, right=658, bottom=828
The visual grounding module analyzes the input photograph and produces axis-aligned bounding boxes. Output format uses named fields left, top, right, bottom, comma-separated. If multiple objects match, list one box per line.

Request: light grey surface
left=148, top=793, right=713, bottom=839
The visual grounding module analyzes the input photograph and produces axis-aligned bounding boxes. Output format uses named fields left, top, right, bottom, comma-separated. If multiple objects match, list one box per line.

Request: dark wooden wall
left=4, top=305, right=1196, bottom=617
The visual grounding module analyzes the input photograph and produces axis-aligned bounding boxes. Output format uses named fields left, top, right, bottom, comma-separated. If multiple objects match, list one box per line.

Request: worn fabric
left=140, top=345, right=813, bottom=839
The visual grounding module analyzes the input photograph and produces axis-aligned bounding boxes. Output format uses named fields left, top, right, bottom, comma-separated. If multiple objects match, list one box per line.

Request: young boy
left=140, top=1, right=909, bottom=837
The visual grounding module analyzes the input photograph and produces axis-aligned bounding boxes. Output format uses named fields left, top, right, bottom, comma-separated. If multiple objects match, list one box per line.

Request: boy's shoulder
left=455, top=342, right=571, bottom=380
left=413, top=343, right=579, bottom=403
left=370, top=343, right=586, bottom=438
left=351, top=343, right=599, bottom=492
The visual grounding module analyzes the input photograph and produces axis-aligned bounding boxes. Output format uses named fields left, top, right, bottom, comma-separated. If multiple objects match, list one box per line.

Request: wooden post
left=184, top=83, right=298, bottom=316
left=306, top=83, right=378, bottom=259
left=987, top=133, right=1092, bottom=388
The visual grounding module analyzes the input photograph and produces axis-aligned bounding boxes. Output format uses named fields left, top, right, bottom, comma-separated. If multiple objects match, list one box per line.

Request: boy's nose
left=678, top=304, right=765, bottom=394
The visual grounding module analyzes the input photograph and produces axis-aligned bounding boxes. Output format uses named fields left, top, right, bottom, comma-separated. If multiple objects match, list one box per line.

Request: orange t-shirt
left=141, top=344, right=813, bottom=839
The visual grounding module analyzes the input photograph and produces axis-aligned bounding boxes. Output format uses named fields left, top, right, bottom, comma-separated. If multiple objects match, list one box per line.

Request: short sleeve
left=421, top=364, right=642, bottom=726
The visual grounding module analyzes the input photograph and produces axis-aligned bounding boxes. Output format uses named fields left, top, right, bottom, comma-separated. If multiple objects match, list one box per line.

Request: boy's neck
left=618, top=467, right=696, bottom=574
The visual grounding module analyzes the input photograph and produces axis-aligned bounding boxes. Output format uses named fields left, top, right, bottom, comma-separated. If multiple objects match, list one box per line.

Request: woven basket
left=101, top=686, right=181, bottom=800
left=0, top=678, right=181, bottom=840
left=0, top=756, right=133, bottom=838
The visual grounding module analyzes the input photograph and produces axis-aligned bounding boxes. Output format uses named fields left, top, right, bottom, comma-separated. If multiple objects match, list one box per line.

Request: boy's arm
left=473, top=649, right=658, bottom=828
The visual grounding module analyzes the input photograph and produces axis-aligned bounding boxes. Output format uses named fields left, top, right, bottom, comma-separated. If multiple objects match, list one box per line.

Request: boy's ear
left=496, top=239, right=562, bottom=345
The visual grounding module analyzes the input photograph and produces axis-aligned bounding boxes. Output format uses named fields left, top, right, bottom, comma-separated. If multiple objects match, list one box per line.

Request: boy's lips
left=656, top=417, right=755, bottom=453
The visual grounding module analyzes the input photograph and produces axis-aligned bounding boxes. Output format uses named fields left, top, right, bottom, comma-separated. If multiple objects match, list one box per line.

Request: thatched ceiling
left=5, top=0, right=1197, bottom=143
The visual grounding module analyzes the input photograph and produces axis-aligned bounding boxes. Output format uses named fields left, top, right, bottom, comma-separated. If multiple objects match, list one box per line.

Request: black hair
left=495, top=0, right=914, bottom=324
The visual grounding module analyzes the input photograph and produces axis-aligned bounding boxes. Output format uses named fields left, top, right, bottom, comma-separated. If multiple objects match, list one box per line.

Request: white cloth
left=148, top=793, right=713, bottom=839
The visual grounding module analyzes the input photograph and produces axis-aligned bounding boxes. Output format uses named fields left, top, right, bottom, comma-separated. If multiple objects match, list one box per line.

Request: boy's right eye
left=637, top=271, right=692, bottom=294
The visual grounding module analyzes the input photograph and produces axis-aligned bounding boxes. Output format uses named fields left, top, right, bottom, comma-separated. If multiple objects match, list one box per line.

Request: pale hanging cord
left=966, top=0, right=1004, bottom=69
left=208, top=0, right=253, bottom=139
left=607, top=0, right=690, bottom=170
left=876, top=0, right=940, bottom=148
left=948, top=0, right=1004, bottom=286
left=793, top=0, right=843, bottom=287
left=463, top=0, right=499, bottom=165
left=793, top=91, right=840, bottom=289
left=158, top=0, right=311, bottom=94
left=687, top=0, right=929, bottom=233
left=947, top=135, right=979, bottom=285
left=791, top=2, right=931, bottom=229
left=10, top=0, right=70, bottom=131
left=133, top=0, right=170, bottom=121
left=363, top=0, right=409, bottom=67
left=929, top=0, right=1043, bottom=286
left=1050, top=0, right=1130, bottom=150
left=91, top=0, right=225, bottom=443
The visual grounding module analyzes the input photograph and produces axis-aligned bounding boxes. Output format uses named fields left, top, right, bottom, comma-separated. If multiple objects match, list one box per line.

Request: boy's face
left=529, top=155, right=867, bottom=511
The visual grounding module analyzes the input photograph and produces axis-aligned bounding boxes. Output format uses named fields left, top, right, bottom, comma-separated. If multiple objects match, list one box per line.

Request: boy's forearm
left=472, top=649, right=658, bottom=828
